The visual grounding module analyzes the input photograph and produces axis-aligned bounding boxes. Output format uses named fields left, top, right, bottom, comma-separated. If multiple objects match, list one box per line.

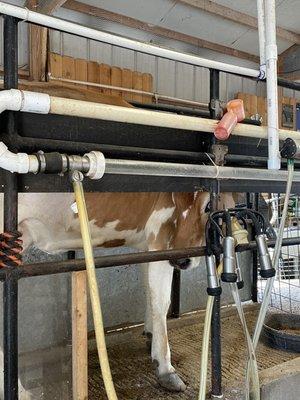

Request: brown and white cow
left=0, top=191, right=235, bottom=396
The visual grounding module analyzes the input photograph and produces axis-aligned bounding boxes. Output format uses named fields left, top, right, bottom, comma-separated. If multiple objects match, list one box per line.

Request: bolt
left=71, top=170, right=84, bottom=182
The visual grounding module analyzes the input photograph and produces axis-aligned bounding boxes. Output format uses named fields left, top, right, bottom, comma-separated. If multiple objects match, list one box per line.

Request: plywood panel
left=99, top=63, right=111, bottom=95
left=132, top=71, right=143, bottom=103
left=122, top=68, right=133, bottom=101
left=111, top=66, right=122, bottom=97
left=142, top=73, right=153, bottom=104
left=62, top=55, right=75, bottom=80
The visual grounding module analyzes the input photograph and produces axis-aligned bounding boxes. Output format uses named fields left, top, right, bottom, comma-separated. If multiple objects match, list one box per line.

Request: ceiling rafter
left=178, top=0, right=300, bottom=45
left=63, top=0, right=259, bottom=64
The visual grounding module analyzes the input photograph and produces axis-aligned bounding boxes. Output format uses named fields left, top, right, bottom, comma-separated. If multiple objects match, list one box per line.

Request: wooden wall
left=48, top=52, right=153, bottom=104
left=236, top=91, right=299, bottom=130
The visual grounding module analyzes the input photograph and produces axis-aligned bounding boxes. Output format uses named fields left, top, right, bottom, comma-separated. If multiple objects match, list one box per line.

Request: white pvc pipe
left=257, top=0, right=266, bottom=79
left=0, top=89, right=299, bottom=141
left=265, top=0, right=280, bottom=170
left=0, top=2, right=259, bottom=78
left=0, top=142, right=38, bottom=174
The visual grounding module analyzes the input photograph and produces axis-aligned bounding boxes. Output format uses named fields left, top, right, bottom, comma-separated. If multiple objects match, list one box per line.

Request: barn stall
left=0, top=0, right=300, bottom=399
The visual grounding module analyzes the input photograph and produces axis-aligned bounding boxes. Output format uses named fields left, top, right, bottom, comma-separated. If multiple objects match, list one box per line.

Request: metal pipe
left=209, top=68, right=223, bottom=399
left=0, top=236, right=298, bottom=281
left=0, top=2, right=259, bottom=78
left=3, top=15, right=19, bottom=400
left=48, top=74, right=209, bottom=109
left=104, top=159, right=300, bottom=181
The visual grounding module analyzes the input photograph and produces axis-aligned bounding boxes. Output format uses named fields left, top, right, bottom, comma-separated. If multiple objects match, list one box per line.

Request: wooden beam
left=38, top=0, right=68, bottom=14
left=25, top=0, right=67, bottom=81
left=178, top=0, right=300, bottom=45
left=63, top=0, right=259, bottom=64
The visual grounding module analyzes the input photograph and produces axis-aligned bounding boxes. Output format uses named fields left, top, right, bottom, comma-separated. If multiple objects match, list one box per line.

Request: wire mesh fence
left=258, top=193, right=300, bottom=314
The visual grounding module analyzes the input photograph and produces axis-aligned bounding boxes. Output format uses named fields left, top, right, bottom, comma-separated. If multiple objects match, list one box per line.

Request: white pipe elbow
left=0, top=142, right=30, bottom=173
left=0, top=89, right=50, bottom=114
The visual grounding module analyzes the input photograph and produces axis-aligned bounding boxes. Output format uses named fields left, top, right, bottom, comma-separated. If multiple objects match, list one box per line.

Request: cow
left=0, top=191, right=235, bottom=397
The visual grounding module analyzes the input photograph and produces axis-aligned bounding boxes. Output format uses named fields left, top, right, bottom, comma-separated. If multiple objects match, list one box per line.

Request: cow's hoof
left=158, top=372, right=187, bottom=392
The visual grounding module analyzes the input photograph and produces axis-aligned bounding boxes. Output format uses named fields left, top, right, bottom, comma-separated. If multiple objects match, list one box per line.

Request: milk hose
left=245, top=159, right=294, bottom=392
left=198, top=263, right=222, bottom=400
left=72, top=172, right=118, bottom=400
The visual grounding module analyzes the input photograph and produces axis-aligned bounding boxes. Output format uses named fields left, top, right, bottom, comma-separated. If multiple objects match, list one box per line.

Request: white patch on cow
left=182, top=205, right=192, bottom=220
left=145, top=207, right=175, bottom=240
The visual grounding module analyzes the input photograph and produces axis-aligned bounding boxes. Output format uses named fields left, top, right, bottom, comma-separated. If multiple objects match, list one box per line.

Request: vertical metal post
left=3, top=15, right=19, bottom=400
left=252, top=194, right=259, bottom=303
left=170, top=268, right=181, bottom=318
left=209, top=69, right=223, bottom=399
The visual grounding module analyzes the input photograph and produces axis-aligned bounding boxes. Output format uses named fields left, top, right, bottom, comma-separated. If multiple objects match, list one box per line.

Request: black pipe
left=277, top=78, right=300, bottom=92
left=251, top=194, right=259, bottom=302
left=0, top=236, right=298, bottom=281
left=7, top=133, right=298, bottom=169
left=209, top=68, right=223, bottom=399
left=129, top=101, right=210, bottom=118
left=3, top=15, right=19, bottom=400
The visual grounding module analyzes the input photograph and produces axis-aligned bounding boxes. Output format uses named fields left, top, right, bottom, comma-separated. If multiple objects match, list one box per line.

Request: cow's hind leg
left=142, top=263, right=153, bottom=351
left=148, top=261, right=186, bottom=392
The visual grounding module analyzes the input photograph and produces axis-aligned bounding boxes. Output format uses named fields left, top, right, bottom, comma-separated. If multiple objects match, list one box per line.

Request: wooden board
left=99, top=63, right=111, bottom=95
left=48, top=53, right=62, bottom=79
left=87, top=61, right=100, bottom=92
left=257, top=96, right=267, bottom=125
left=75, top=58, right=88, bottom=88
left=121, top=68, right=133, bottom=101
left=111, top=66, right=122, bottom=97
left=132, top=71, right=143, bottom=103
left=142, top=73, right=153, bottom=104
left=72, top=271, right=88, bottom=400
left=62, top=55, right=76, bottom=80
left=249, top=94, right=258, bottom=117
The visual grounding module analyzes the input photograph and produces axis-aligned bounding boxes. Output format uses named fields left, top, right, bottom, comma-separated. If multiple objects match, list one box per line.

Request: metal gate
left=258, top=193, right=300, bottom=314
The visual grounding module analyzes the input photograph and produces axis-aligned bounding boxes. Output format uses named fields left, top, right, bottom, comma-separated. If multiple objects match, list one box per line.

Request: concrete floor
left=88, top=305, right=299, bottom=400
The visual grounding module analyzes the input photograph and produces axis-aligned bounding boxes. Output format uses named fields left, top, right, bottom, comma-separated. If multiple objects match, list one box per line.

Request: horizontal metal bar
left=1, top=237, right=299, bottom=281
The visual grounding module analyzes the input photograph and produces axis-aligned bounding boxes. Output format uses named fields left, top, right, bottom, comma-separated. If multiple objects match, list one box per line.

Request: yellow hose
left=73, top=179, right=118, bottom=400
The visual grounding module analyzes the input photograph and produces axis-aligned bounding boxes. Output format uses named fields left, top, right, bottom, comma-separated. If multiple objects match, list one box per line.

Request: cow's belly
left=11, top=193, right=147, bottom=254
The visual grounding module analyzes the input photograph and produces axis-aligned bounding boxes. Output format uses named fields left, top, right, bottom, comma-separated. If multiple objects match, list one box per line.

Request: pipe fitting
left=255, top=234, right=275, bottom=278
left=84, top=151, right=106, bottom=180
left=221, top=236, right=237, bottom=282
left=0, top=89, right=50, bottom=115
left=205, top=255, right=222, bottom=296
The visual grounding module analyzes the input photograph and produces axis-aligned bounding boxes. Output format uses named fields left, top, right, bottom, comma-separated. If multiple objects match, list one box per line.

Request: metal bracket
left=210, top=99, right=226, bottom=120
left=211, top=144, right=228, bottom=166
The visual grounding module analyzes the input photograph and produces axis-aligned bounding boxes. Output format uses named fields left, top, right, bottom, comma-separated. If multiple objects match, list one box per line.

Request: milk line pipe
left=0, top=2, right=259, bottom=78
left=4, top=133, right=300, bottom=180
left=1, top=89, right=300, bottom=141
left=0, top=236, right=299, bottom=281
